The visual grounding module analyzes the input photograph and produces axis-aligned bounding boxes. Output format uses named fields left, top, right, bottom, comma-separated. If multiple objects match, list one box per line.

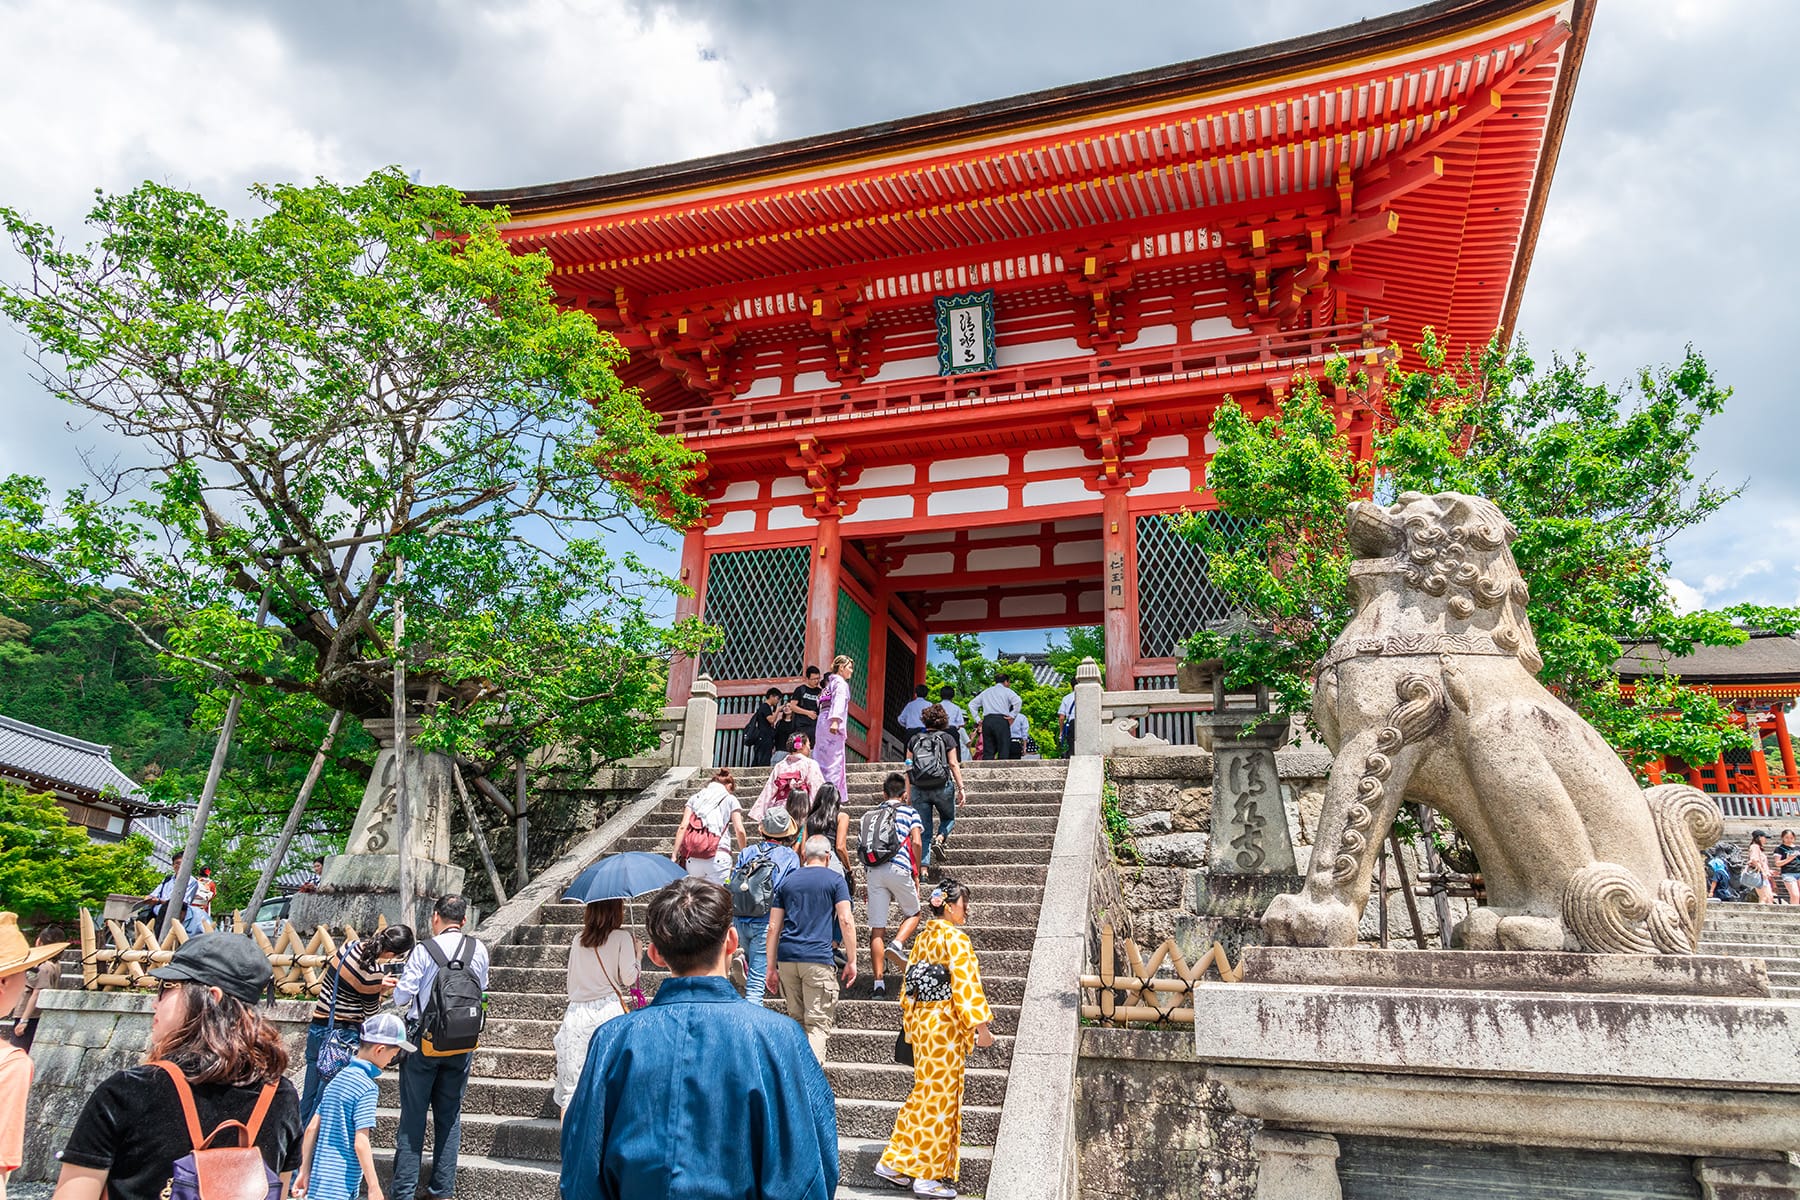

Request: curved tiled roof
left=1615, top=633, right=1800, bottom=685
left=0, top=712, right=157, bottom=810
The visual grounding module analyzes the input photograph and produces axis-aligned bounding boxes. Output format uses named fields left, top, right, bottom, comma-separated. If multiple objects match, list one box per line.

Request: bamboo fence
left=77, top=908, right=387, bottom=1000
left=1078, top=923, right=1240, bottom=1026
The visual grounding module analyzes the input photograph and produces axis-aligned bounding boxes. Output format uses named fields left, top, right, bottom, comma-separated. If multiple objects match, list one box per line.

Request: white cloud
left=1666, top=576, right=1706, bottom=615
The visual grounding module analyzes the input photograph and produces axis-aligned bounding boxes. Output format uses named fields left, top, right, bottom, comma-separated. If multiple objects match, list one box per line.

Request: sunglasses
left=156, top=978, right=187, bottom=995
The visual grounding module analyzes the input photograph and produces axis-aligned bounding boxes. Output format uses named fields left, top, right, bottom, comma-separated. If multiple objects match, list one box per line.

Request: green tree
left=1043, top=626, right=1103, bottom=685
left=0, top=169, right=712, bottom=882
left=0, top=783, right=158, bottom=925
left=1182, top=335, right=1800, bottom=773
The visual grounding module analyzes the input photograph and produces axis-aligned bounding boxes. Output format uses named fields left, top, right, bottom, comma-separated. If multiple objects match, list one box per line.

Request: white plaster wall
left=719, top=481, right=760, bottom=503
left=999, top=593, right=1069, bottom=618
left=866, top=355, right=939, bottom=383
left=1054, top=539, right=1104, bottom=565
left=792, top=370, right=834, bottom=392
left=995, top=336, right=1087, bottom=368
left=929, top=454, right=1009, bottom=482
left=1022, top=445, right=1092, bottom=473
left=891, top=552, right=956, bottom=577
left=1134, top=467, right=1193, bottom=496
left=843, top=495, right=916, bottom=524
left=1124, top=323, right=1177, bottom=348
left=1129, top=435, right=1190, bottom=462
left=843, top=464, right=916, bottom=490
left=739, top=376, right=783, bottom=400
left=1023, top=477, right=1091, bottom=507
left=1078, top=590, right=1104, bottom=612
left=934, top=598, right=989, bottom=622
left=927, top=486, right=1009, bottom=516
left=769, top=476, right=811, bottom=499
left=968, top=545, right=1041, bottom=572
left=767, top=505, right=813, bottom=530
left=709, top=510, right=755, bottom=536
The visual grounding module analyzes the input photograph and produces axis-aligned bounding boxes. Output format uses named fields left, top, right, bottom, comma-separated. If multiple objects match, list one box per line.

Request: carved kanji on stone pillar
left=805, top=280, right=879, bottom=384
left=1061, top=242, right=1137, bottom=351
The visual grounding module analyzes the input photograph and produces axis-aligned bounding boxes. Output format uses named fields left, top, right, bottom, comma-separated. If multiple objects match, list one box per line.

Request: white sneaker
left=884, top=942, right=909, bottom=971
left=873, top=1160, right=912, bottom=1189
left=912, top=1180, right=956, bottom=1198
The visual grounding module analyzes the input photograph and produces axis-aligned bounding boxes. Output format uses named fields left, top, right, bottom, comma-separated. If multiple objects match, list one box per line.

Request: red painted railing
left=658, top=319, right=1388, bottom=439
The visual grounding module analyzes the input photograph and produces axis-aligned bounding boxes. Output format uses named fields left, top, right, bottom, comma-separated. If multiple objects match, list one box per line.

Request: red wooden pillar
left=1102, top=487, right=1136, bottom=690
left=1775, top=707, right=1799, bottom=790
left=668, top=527, right=708, bottom=702
left=1644, top=758, right=1665, bottom=785
left=864, top=583, right=891, bottom=759
left=1711, top=757, right=1731, bottom=794
left=806, top=514, right=842, bottom=673
left=1752, top=744, right=1775, bottom=795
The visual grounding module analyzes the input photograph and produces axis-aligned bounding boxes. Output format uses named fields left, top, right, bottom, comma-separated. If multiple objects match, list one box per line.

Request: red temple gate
left=472, top=0, right=1594, bottom=763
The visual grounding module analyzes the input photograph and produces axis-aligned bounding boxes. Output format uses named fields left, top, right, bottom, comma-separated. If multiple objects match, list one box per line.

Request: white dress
left=680, top=782, right=742, bottom=885
left=552, top=927, right=639, bottom=1109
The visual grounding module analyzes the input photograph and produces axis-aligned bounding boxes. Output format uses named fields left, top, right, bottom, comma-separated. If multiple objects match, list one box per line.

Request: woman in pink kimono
left=814, top=655, right=854, bottom=805
left=750, top=733, right=825, bottom=823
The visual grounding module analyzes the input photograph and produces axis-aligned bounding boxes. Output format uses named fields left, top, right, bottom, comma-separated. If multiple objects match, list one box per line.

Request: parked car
left=252, top=893, right=293, bottom=938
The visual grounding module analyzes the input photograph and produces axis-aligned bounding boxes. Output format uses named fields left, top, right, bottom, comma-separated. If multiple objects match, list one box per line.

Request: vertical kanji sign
left=934, top=288, right=997, bottom=375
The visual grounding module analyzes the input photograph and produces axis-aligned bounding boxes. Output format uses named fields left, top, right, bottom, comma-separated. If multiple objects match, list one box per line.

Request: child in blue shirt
left=293, top=1012, right=412, bottom=1200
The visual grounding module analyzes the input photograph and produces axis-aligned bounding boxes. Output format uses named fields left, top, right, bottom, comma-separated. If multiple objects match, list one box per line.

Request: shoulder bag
left=595, top=937, right=646, bottom=1012
left=315, top=944, right=362, bottom=1080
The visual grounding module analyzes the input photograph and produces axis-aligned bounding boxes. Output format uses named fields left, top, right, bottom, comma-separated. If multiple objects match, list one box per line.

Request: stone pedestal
left=1194, top=948, right=1800, bottom=1199
left=291, top=718, right=466, bottom=933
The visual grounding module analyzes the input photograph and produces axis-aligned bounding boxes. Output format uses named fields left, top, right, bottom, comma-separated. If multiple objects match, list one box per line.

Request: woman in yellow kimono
left=875, top=876, right=993, bottom=1199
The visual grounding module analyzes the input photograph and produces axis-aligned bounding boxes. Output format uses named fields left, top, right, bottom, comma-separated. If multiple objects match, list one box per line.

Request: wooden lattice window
left=1135, top=512, right=1237, bottom=659
left=834, top=587, right=872, bottom=707
left=700, top=546, right=810, bottom=682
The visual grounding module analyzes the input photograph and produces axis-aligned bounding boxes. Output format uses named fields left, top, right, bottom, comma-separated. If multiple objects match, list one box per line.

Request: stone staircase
left=371, top=758, right=1067, bottom=1200
left=1700, top=901, right=1800, bottom=998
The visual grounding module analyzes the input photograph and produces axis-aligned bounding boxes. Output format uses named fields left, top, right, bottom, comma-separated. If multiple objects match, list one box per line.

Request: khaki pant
left=777, top=960, right=839, bottom=1063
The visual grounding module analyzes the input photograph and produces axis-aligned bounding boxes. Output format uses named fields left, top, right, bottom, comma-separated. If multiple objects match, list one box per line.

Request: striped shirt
left=310, top=943, right=387, bottom=1025
left=305, top=1058, right=380, bottom=1200
left=890, top=801, right=923, bottom=876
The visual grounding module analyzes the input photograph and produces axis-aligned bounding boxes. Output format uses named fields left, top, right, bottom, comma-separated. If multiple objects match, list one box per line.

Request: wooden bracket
left=644, top=303, right=741, bottom=398
left=1061, top=242, right=1137, bottom=350
left=804, top=279, right=879, bottom=384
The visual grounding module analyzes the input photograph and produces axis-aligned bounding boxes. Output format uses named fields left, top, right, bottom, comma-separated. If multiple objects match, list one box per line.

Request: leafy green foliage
left=1043, top=626, right=1103, bottom=686
left=924, top=634, right=1066, bottom=756
left=0, top=783, right=158, bottom=925
left=1183, top=334, right=1800, bottom=772
left=1099, top=770, right=1138, bottom=864
left=0, top=168, right=715, bottom=894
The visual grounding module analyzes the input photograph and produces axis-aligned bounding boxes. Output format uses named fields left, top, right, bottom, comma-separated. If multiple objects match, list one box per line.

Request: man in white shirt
left=895, top=685, right=931, bottom=740
left=1057, top=689, right=1077, bottom=756
left=1008, top=711, right=1030, bottom=759
left=936, top=686, right=969, bottom=756
left=971, top=677, right=1023, bottom=761
left=391, top=894, right=491, bottom=1200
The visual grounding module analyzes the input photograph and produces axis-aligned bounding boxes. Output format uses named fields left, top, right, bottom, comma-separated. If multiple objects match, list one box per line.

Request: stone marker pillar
left=291, top=718, right=466, bottom=934
left=1196, top=708, right=1297, bottom=877
left=677, top=675, right=719, bottom=769
left=1072, top=658, right=1103, bottom=757
left=1253, top=1130, right=1342, bottom=1200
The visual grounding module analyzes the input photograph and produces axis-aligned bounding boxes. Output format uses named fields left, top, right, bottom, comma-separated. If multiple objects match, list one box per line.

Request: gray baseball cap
left=360, top=1012, right=416, bottom=1051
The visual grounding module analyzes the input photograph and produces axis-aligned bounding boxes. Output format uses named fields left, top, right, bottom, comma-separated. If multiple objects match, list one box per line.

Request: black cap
left=1752, top=829, right=1770, bottom=841
left=149, top=932, right=273, bottom=1003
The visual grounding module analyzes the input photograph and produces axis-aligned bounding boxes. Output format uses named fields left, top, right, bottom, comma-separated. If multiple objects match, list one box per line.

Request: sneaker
left=932, top=836, right=950, bottom=863
left=871, top=979, right=887, bottom=999
left=874, top=1161, right=912, bottom=1189
left=912, top=1180, right=956, bottom=1198
left=729, top=953, right=747, bottom=995
left=884, top=942, right=909, bottom=971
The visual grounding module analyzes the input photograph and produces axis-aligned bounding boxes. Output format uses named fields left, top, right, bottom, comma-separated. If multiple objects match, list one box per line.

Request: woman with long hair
left=803, top=781, right=855, bottom=878
left=813, top=655, right=854, bottom=804
left=875, top=876, right=993, bottom=1199
left=298, top=921, right=415, bottom=1120
left=750, top=733, right=824, bottom=823
left=552, top=898, right=641, bottom=1114
left=1745, top=830, right=1776, bottom=904
left=53, top=934, right=304, bottom=1200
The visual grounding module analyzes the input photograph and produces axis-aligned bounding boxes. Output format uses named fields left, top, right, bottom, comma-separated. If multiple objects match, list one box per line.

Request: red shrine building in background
left=475, top=0, right=1594, bottom=764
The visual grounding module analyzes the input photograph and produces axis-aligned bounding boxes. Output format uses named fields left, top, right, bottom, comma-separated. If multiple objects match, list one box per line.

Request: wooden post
left=244, top=709, right=346, bottom=922
left=806, top=514, right=843, bottom=673
left=1376, top=846, right=1389, bottom=949
left=1775, top=707, right=1799, bottom=790
left=164, top=588, right=271, bottom=938
left=1388, top=831, right=1429, bottom=950
left=1101, top=488, right=1134, bottom=690
left=452, top=766, right=508, bottom=906
left=393, top=555, right=411, bottom=929
left=1414, top=804, right=1455, bottom=949
left=513, top=759, right=531, bottom=891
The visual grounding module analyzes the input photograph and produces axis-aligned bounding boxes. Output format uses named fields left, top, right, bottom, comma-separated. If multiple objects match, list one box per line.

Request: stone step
left=829, top=1062, right=1009, bottom=1107
left=838, top=1096, right=1002, bottom=1145
left=634, top=811, right=1065, bottom=837
left=612, top=834, right=1056, bottom=858
left=374, top=1109, right=562, bottom=1162
left=379, top=1073, right=553, bottom=1119
left=533, top=897, right=1045, bottom=932
left=841, top=1135, right=991, bottom=1195
left=465, top=1044, right=558, bottom=1081
left=479, top=1016, right=562, bottom=1050
left=526, top=864, right=1049, bottom=914
left=825, top=1027, right=1013, bottom=1071
left=1695, top=939, right=1800, bottom=958
left=494, top=942, right=1033, bottom=978
left=371, top=1149, right=561, bottom=1200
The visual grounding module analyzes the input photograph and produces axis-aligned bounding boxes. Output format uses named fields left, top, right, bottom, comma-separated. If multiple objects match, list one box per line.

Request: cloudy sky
left=0, top=0, right=1793, bottom=642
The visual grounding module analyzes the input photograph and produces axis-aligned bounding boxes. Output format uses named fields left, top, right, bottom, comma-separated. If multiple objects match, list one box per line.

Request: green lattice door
left=700, top=546, right=810, bottom=681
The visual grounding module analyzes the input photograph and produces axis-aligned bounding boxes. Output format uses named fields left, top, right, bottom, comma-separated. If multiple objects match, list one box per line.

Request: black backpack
left=858, top=803, right=903, bottom=867
left=908, top=731, right=951, bottom=788
left=418, top=935, right=485, bottom=1056
left=732, top=847, right=781, bottom=918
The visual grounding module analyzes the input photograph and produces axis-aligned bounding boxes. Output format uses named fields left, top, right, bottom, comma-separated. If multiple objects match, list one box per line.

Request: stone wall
left=1075, top=1028, right=1257, bottom=1200
left=19, top=990, right=314, bottom=1182
left=1107, top=749, right=1328, bottom=956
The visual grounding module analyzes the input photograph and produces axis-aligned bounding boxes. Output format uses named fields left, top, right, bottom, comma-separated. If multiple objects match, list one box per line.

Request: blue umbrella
left=562, top=852, right=687, bottom=903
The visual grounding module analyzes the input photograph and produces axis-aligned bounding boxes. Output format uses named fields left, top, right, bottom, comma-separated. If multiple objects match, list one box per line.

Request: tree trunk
left=513, top=759, right=530, bottom=891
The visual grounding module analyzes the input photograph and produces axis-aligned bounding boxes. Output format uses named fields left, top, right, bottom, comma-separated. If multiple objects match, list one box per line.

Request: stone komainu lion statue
left=1262, top=492, right=1721, bottom=954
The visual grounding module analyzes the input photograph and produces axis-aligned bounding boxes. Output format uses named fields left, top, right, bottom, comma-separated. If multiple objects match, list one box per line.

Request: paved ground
left=10, top=1181, right=53, bottom=1199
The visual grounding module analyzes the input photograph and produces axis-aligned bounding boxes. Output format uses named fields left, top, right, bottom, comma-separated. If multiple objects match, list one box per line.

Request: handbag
left=153, top=1061, right=281, bottom=1200
left=893, top=1028, right=914, bottom=1067
left=1739, top=869, right=1766, bottom=890
left=596, top=940, right=643, bottom=1013
left=315, top=945, right=362, bottom=1081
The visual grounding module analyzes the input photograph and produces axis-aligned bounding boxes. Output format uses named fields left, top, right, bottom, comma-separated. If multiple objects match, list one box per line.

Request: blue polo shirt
left=306, top=1058, right=380, bottom=1200
left=773, top=866, right=851, bottom=966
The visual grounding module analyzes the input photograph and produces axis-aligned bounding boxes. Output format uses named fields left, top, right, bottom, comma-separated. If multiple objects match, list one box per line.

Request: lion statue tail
left=1562, top=785, right=1720, bottom=955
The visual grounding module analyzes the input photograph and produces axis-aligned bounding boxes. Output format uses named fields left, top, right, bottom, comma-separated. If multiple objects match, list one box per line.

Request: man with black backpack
left=390, top=895, right=489, bottom=1200
left=730, top=810, right=802, bottom=1004
left=859, top=773, right=924, bottom=1000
